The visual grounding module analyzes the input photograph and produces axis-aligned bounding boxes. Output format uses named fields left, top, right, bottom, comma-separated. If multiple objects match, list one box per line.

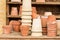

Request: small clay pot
left=11, top=7, right=18, bottom=16
left=3, top=25, right=12, bottom=34
left=20, top=25, right=29, bottom=36
left=9, top=20, right=21, bottom=32
left=41, top=16, right=48, bottom=27
left=32, top=7, right=37, bottom=19
left=36, top=0, right=45, bottom=2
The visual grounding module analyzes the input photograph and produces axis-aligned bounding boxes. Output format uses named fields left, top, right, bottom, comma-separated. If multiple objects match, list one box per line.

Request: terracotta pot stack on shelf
left=9, top=20, right=21, bottom=32
left=11, top=7, right=18, bottom=16
left=41, top=16, right=48, bottom=35
left=21, top=0, right=32, bottom=36
left=47, top=15, right=57, bottom=37
left=41, top=12, right=52, bottom=35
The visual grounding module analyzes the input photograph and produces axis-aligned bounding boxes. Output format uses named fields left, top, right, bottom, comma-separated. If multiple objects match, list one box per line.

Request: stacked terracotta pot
left=11, top=7, right=18, bottom=16
left=41, top=12, right=52, bottom=35
left=20, top=0, right=32, bottom=36
left=41, top=16, right=48, bottom=35
left=47, top=15, right=57, bottom=37
left=9, top=20, right=21, bottom=32
left=36, top=0, right=45, bottom=2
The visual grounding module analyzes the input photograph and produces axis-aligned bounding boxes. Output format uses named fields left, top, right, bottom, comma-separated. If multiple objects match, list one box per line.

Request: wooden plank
left=7, top=2, right=60, bottom=5
left=7, top=15, right=21, bottom=18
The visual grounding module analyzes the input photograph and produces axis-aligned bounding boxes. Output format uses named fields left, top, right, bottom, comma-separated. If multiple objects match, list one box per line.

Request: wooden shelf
left=7, top=15, right=21, bottom=18
left=7, top=2, right=60, bottom=5
left=0, top=32, right=60, bottom=39
left=7, top=2, right=22, bottom=4
left=56, top=15, right=60, bottom=18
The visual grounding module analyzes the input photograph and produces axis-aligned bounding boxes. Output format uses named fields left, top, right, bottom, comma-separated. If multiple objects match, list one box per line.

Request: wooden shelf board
left=7, top=2, right=60, bottom=5
left=56, top=15, right=60, bottom=18
left=0, top=32, right=60, bottom=39
left=7, top=15, right=21, bottom=18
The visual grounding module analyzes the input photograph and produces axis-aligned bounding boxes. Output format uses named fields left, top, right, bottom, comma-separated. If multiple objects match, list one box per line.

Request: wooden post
left=0, top=0, right=6, bottom=34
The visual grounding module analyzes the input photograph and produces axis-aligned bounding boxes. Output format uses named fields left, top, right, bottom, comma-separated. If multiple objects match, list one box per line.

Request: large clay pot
left=47, top=15, right=57, bottom=37
left=41, top=16, right=48, bottom=27
left=3, top=25, right=12, bottom=34
left=9, top=20, right=21, bottom=32
left=36, top=0, right=45, bottom=2
left=11, top=7, right=18, bottom=16
left=32, top=7, right=37, bottom=19
left=20, top=25, right=29, bottom=36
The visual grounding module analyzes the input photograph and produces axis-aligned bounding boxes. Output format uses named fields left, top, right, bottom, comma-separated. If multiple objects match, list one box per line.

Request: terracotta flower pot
left=9, top=20, right=21, bottom=32
left=20, top=25, right=29, bottom=36
left=11, top=7, right=18, bottom=16
left=3, top=25, right=12, bottom=34
left=36, top=0, right=45, bottom=2
left=41, top=16, right=48, bottom=27
left=47, top=15, right=57, bottom=37
left=47, top=30, right=56, bottom=37
left=32, top=7, right=37, bottom=19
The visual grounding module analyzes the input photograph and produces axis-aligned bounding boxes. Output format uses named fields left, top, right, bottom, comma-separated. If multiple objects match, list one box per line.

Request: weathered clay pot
left=3, top=25, right=12, bottom=34
left=20, top=25, right=29, bottom=36
left=36, top=0, right=45, bottom=2
left=41, top=16, right=48, bottom=27
left=11, top=7, right=18, bottom=16
left=32, top=7, right=37, bottom=19
left=9, top=20, right=21, bottom=32
left=47, top=30, right=56, bottom=37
